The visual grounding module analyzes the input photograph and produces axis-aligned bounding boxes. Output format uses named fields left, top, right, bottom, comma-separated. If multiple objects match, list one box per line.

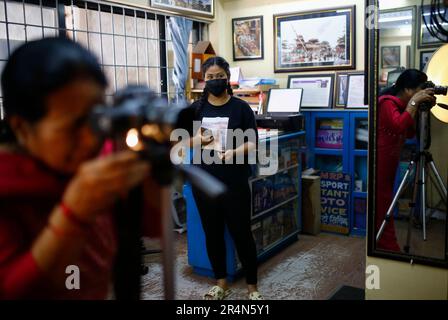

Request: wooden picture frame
left=346, top=72, right=367, bottom=109
left=232, top=16, right=264, bottom=61
left=381, top=46, right=400, bottom=69
left=150, top=0, right=214, bottom=18
left=274, top=6, right=356, bottom=73
left=334, top=72, right=349, bottom=108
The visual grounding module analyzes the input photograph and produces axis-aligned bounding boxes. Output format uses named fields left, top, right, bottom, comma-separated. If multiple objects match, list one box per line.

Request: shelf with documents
left=303, top=110, right=368, bottom=236
left=189, top=85, right=279, bottom=114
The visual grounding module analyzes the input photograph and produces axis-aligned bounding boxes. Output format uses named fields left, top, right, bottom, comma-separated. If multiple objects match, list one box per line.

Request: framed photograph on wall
left=232, top=16, right=264, bottom=61
left=346, top=72, right=367, bottom=109
left=334, top=71, right=364, bottom=108
left=381, top=46, right=400, bottom=68
left=417, top=5, right=445, bottom=48
left=274, top=6, right=356, bottom=73
left=150, top=0, right=214, bottom=18
left=288, top=73, right=335, bottom=109
left=334, top=72, right=349, bottom=108
left=420, top=49, right=436, bottom=71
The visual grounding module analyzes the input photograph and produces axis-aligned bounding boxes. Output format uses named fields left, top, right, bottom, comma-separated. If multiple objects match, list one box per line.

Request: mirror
left=367, top=0, right=448, bottom=267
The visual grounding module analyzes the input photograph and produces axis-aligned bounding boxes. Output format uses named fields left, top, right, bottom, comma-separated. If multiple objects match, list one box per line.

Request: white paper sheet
left=346, top=75, right=367, bottom=108
left=201, top=117, right=230, bottom=151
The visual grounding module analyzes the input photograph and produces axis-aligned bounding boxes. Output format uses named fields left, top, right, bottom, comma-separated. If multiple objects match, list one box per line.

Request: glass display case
left=185, top=131, right=305, bottom=280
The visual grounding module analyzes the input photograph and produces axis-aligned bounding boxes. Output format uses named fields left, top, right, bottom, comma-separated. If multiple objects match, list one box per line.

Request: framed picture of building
left=274, top=6, right=356, bottom=73
left=232, top=16, right=264, bottom=61
left=150, top=0, right=214, bottom=18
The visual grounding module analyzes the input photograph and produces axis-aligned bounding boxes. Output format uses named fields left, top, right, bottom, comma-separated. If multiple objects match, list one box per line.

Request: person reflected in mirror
left=376, top=69, right=436, bottom=252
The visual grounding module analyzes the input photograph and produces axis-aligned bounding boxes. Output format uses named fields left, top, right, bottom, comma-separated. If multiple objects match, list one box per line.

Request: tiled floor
left=141, top=232, right=366, bottom=300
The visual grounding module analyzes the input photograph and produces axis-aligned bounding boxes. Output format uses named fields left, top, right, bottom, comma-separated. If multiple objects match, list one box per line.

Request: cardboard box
left=301, top=175, right=321, bottom=235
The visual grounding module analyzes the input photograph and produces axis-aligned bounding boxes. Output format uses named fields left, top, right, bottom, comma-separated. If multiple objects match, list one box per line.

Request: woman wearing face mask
left=190, top=57, right=262, bottom=300
left=376, top=69, right=436, bottom=252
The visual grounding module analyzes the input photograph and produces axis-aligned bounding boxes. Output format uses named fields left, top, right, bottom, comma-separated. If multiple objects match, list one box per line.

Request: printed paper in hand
left=201, top=117, right=230, bottom=151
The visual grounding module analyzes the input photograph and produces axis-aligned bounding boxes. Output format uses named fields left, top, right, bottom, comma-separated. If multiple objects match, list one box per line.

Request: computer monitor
left=387, top=68, right=405, bottom=87
left=266, top=88, right=303, bottom=115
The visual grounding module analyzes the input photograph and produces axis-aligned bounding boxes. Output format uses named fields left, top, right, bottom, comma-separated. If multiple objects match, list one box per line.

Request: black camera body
left=420, top=81, right=448, bottom=111
left=422, top=81, right=448, bottom=96
left=89, top=85, right=227, bottom=199
left=90, top=86, right=194, bottom=140
left=89, top=86, right=195, bottom=185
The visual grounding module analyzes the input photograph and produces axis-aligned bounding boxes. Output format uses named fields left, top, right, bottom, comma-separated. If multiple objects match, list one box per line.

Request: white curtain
left=167, top=16, right=193, bottom=103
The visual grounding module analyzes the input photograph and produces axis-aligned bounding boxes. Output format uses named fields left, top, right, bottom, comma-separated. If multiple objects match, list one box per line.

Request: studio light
left=425, top=44, right=448, bottom=123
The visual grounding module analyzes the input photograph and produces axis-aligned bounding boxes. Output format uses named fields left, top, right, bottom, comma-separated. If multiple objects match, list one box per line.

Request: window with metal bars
left=0, top=0, right=207, bottom=112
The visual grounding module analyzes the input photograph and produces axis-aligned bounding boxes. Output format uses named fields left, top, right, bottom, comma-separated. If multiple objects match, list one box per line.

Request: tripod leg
left=428, top=161, right=448, bottom=201
left=404, top=162, right=420, bottom=253
left=428, top=174, right=446, bottom=208
left=376, top=161, right=414, bottom=243
left=421, top=164, right=427, bottom=241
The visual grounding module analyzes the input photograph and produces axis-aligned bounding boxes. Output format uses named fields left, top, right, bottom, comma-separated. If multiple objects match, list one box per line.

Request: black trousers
left=192, top=183, right=258, bottom=285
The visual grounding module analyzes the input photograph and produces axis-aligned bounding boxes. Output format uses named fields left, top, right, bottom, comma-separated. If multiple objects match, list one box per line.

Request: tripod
left=376, top=108, right=447, bottom=251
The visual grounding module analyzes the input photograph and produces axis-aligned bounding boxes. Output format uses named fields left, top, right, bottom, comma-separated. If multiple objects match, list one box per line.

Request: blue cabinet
left=185, top=131, right=305, bottom=280
left=303, top=110, right=368, bottom=236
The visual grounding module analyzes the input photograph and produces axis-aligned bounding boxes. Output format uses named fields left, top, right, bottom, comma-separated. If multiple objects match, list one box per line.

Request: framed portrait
left=420, top=49, right=436, bottom=71
left=288, top=73, right=335, bottom=109
left=417, top=5, right=445, bottom=48
left=274, top=6, right=356, bottom=73
left=334, top=72, right=349, bottom=108
left=346, top=72, right=367, bottom=109
left=232, top=16, right=264, bottom=61
left=381, top=46, right=400, bottom=68
left=150, top=0, right=214, bottom=18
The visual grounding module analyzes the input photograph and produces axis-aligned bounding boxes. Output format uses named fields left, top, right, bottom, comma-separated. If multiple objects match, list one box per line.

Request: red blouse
left=0, top=150, right=162, bottom=299
left=375, top=95, right=416, bottom=252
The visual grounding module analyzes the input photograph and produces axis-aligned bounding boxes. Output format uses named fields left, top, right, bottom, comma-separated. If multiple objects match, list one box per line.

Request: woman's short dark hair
left=380, top=69, right=428, bottom=96
left=0, top=37, right=107, bottom=141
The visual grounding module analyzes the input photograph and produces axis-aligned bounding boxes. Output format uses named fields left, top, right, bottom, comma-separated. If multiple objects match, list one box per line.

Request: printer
left=255, top=88, right=305, bottom=132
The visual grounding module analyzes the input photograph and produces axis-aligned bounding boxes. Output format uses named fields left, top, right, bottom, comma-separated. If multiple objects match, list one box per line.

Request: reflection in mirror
left=374, top=1, right=448, bottom=263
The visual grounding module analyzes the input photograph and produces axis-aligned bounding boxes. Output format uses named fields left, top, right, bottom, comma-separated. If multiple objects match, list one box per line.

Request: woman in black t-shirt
left=190, top=56, right=262, bottom=300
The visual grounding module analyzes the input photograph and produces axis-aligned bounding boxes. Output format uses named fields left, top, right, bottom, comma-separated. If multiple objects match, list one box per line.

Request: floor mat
left=328, top=285, right=365, bottom=300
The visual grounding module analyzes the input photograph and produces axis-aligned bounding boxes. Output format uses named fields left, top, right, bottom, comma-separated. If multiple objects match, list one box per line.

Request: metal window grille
left=0, top=0, right=207, bottom=109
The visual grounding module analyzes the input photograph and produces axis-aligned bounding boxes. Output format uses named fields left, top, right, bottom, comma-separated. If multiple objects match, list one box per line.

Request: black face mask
left=205, top=79, right=228, bottom=97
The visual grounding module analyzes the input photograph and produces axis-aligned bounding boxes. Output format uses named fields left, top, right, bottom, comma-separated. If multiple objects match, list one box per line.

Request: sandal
left=203, top=286, right=231, bottom=300
left=248, top=291, right=263, bottom=300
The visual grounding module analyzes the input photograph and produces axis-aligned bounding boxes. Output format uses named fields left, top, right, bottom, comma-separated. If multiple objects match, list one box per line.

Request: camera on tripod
left=420, top=81, right=448, bottom=111
left=89, top=85, right=226, bottom=199
left=89, top=85, right=195, bottom=185
left=422, top=81, right=448, bottom=95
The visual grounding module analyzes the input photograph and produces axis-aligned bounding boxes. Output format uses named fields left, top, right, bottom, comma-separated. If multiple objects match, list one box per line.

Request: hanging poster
left=320, top=172, right=351, bottom=234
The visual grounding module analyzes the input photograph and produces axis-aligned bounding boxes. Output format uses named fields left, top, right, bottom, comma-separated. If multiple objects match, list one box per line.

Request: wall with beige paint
left=366, top=257, right=448, bottom=299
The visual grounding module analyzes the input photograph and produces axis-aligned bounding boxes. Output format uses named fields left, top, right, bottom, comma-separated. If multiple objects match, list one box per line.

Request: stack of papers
left=239, top=77, right=277, bottom=88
